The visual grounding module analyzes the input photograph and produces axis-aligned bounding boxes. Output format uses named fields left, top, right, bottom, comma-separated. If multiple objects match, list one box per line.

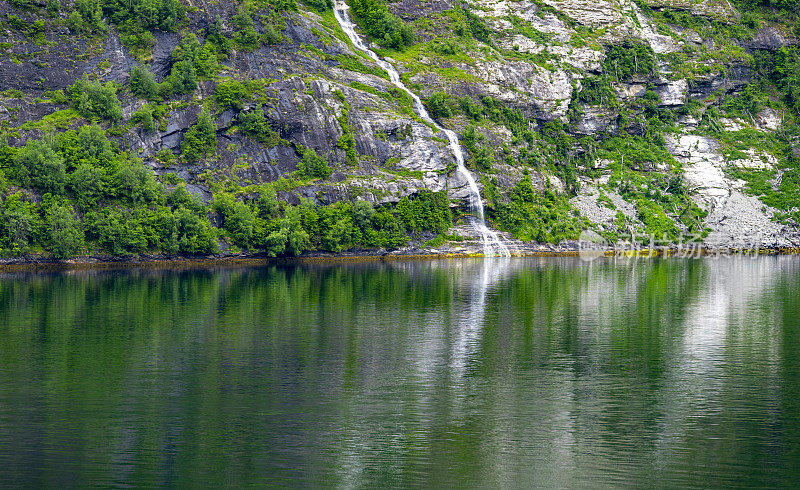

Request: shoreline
left=1, top=246, right=799, bottom=272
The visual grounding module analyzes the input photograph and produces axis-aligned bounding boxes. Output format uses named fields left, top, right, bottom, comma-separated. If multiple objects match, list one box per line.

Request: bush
left=213, top=194, right=256, bottom=248
left=215, top=80, right=249, bottom=111
left=263, top=206, right=311, bottom=256
left=110, top=158, right=163, bottom=204
left=174, top=207, right=218, bottom=254
left=0, top=193, right=41, bottom=255
left=233, top=8, right=261, bottom=50
left=102, top=0, right=184, bottom=31
left=69, top=163, right=109, bottom=206
left=394, top=191, right=452, bottom=235
left=349, top=0, right=415, bottom=49
left=67, top=76, right=123, bottom=122
left=131, top=106, right=156, bottom=132
left=206, top=16, right=232, bottom=57
left=297, top=146, right=331, bottom=179
left=130, top=65, right=159, bottom=101
left=14, top=137, right=66, bottom=194
left=182, top=110, right=217, bottom=162
left=166, top=60, right=197, bottom=95
left=238, top=110, right=281, bottom=146
left=303, top=0, right=332, bottom=11
left=603, top=41, right=656, bottom=80
left=75, top=0, right=105, bottom=32
left=425, top=92, right=459, bottom=119
left=42, top=197, right=84, bottom=258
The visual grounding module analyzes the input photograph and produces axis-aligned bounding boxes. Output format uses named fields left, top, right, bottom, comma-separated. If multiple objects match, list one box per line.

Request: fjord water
left=1, top=257, right=799, bottom=487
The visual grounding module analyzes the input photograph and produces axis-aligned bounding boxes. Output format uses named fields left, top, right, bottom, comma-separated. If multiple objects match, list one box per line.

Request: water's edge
left=2, top=247, right=799, bottom=272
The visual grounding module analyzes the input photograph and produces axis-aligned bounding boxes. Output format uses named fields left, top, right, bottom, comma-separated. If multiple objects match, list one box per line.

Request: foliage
left=603, top=41, right=656, bottom=81
left=577, top=76, right=617, bottom=106
left=67, top=76, right=123, bottom=122
left=215, top=80, right=250, bottom=111
left=13, top=137, right=67, bottom=195
left=425, top=92, right=459, bottom=119
left=296, top=146, right=331, bottom=179
left=42, top=196, right=84, bottom=258
left=131, top=105, right=156, bottom=132
left=102, top=0, right=184, bottom=31
left=493, top=175, right=588, bottom=244
left=238, top=110, right=281, bottom=146
left=349, top=0, right=415, bottom=49
left=182, top=110, right=217, bottom=162
left=130, top=65, right=160, bottom=101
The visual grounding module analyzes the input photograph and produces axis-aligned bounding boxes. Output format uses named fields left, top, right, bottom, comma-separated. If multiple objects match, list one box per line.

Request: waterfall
left=332, top=3, right=511, bottom=257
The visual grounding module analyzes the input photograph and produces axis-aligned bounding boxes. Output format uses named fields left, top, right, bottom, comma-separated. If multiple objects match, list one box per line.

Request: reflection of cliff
left=1, top=258, right=799, bottom=486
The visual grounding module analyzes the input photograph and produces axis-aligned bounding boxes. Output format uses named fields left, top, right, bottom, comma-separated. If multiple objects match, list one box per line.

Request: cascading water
left=333, top=3, right=510, bottom=257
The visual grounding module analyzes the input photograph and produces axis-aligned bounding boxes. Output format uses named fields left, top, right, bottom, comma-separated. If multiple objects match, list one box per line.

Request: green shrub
left=131, top=106, right=156, bottom=132
left=0, top=193, right=42, bottom=255
left=349, top=0, right=415, bottom=49
left=166, top=60, right=197, bottom=95
left=182, top=110, right=217, bottom=162
left=14, top=137, right=66, bottom=194
left=102, top=0, right=184, bottom=31
left=425, top=92, right=459, bottom=119
left=215, top=80, right=249, bottom=111
left=262, top=205, right=310, bottom=256
left=233, top=8, right=261, bottom=50
left=303, top=0, right=332, bottom=11
left=238, top=110, right=281, bottom=146
left=297, top=146, right=331, bottom=179
left=130, top=65, right=160, bottom=101
left=213, top=193, right=256, bottom=248
left=41, top=197, right=84, bottom=258
left=67, top=76, right=123, bottom=122
left=603, top=41, right=656, bottom=80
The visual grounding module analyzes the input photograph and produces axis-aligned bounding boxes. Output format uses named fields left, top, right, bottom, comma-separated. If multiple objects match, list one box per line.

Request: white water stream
left=333, top=4, right=510, bottom=257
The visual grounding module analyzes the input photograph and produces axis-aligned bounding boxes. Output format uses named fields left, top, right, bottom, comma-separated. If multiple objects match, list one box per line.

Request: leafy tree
left=14, top=137, right=66, bottom=194
left=215, top=80, right=249, bottom=111
left=131, top=106, right=156, bottom=132
left=111, top=159, right=163, bottom=203
left=0, top=193, right=41, bottom=254
left=175, top=207, right=218, bottom=254
left=67, top=76, right=123, bottom=121
left=130, top=65, right=159, bottom=101
left=182, top=110, right=217, bottom=162
left=166, top=60, right=197, bottom=95
left=213, top=194, right=256, bottom=248
left=238, top=110, right=281, bottom=146
left=350, top=0, right=415, bottom=49
left=233, top=8, right=260, bottom=50
left=206, top=16, right=232, bottom=57
left=603, top=41, right=656, bottom=81
left=102, top=0, right=184, bottom=31
left=69, top=164, right=109, bottom=206
left=75, top=0, right=105, bottom=32
left=296, top=146, right=331, bottom=179
left=42, top=197, right=84, bottom=258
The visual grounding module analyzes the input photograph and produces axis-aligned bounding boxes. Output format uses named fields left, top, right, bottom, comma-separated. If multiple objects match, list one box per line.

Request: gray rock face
left=1, top=0, right=798, bottom=254
left=748, top=27, right=795, bottom=50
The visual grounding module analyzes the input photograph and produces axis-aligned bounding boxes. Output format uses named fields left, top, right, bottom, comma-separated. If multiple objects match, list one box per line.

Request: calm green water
left=1, top=257, right=799, bottom=487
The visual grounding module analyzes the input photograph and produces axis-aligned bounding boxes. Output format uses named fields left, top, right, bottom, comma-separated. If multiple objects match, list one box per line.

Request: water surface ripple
left=0, top=257, right=798, bottom=487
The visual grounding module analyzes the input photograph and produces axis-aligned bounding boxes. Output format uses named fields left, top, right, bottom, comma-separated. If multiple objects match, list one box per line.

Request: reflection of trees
left=0, top=258, right=798, bottom=486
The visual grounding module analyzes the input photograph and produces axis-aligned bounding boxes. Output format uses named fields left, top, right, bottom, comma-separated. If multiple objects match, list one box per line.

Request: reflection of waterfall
left=451, top=258, right=513, bottom=374
left=332, top=4, right=509, bottom=257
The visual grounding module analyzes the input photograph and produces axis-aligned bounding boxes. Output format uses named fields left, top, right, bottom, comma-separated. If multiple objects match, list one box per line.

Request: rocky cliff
left=1, top=0, right=799, bottom=258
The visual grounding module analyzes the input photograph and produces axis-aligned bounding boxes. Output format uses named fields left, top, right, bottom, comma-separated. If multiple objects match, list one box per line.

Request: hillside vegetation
left=0, top=0, right=799, bottom=258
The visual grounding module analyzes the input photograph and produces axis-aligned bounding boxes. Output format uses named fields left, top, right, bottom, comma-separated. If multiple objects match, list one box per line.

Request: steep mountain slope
left=0, top=0, right=799, bottom=258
